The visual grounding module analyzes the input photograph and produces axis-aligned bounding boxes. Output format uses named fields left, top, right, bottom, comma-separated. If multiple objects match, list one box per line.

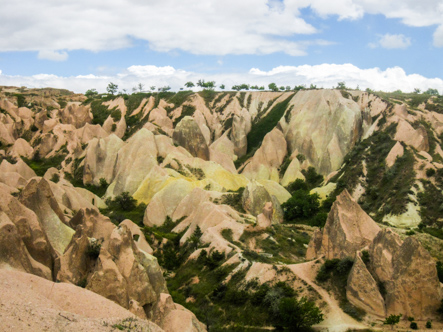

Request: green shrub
left=383, top=314, right=402, bottom=329
left=410, top=322, right=418, bottom=330
left=437, top=262, right=443, bottom=282
left=426, top=320, right=432, bottom=328
left=276, top=297, right=323, bottom=331
left=86, top=239, right=102, bottom=259
left=302, top=167, right=324, bottom=189
left=50, top=173, right=60, bottom=183
left=110, top=109, right=121, bottom=121
left=426, top=168, right=436, bottom=177
left=282, top=190, right=320, bottom=221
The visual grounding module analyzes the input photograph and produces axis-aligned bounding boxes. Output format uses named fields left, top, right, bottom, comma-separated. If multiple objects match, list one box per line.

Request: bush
left=276, top=297, right=323, bottom=331
left=302, top=167, right=324, bottom=189
left=410, top=321, right=418, bottom=330
left=437, top=262, right=443, bottom=283
left=426, top=320, right=432, bottom=328
left=282, top=189, right=320, bottom=222
left=426, top=168, right=436, bottom=177
left=50, top=173, right=60, bottom=183
left=383, top=314, right=402, bottom=329
left=86, top=239, right=102, bottom=259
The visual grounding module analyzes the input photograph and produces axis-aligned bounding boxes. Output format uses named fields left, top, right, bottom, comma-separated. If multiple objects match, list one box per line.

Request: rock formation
left=306, top=189, right=380, bottom=260
left=173, top=116, right=210, bottom=161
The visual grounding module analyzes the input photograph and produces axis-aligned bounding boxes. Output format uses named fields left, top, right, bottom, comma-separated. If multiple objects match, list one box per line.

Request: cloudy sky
left=0, top=0, right=442, bottom=93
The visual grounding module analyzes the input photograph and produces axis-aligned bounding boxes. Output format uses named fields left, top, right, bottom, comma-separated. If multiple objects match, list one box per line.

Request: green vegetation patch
left=23, top=154, right=66, bottom=177
left=246, top=94, right=293, bottom=154
left=99, top=192, right=147, bottom=226
left=174, top=105, right=196, bottom=125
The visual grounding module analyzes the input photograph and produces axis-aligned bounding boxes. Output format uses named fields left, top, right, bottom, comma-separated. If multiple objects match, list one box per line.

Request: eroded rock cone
left=306, top=189, right=380, bottom=260
left=346, top=228, right=442, bottom=320
left=19, top=178, right=74, bottom=255
left=173, top=116, right=209, bottom=161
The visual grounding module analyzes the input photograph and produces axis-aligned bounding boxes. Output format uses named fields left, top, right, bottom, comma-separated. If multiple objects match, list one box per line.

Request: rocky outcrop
left=88, top=224, right=167, bottom=318
left=83, top=134, right=124, bottom=186
left=230, top=108, right=252, bottom=157
left=9, top=138, right=34, bottom=159
left=242, top=182, right=272, bottom=217
left=346, top=252, right=385, bottom=317
left=19, top=178, right=74, bottom=255
left=143, top=178, right=195, bottom=227
left=366, top=229, right=441, bottom=319
left=60, top=103, right=92, bottom=128
left=0, top=211, right=52, bottom=280
left=0, top=186, right=54, bottom=276
left=106, top=128, right=158, bottom=197
left=242, top=128, right=287, bottom=182
left=151, top=293, right=207, bottom=332
left=58, top=208, right=168, bottom=319
left=394, top=119, right=429, bottom=152
left=306, top=189, right=380, bottom=260
left=173, top=116, right=210, bottom=161
left=0, top=269, right=164, bottom=332
left=283, top=89, right=371, bottom=175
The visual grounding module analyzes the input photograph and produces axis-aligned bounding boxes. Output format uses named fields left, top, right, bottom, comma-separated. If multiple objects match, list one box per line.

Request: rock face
left=58, top=208, right=168, bottom=319
left=284, top=89, right=371, bottom=175
left=60, top=103, right=92, bottom=128
left=242, top=182, right=272, bottom=217
left=367, top=229, right=441, bottom=319
left=306, top=189, right=380, bottom=260
left=0, top=187, right=54, bottom=277
left=151, top=293, right=207, bottom=332
left=242, top=128, right=287, bottom=182
left=83, top=134, right=124, bottom=186
left=346, top=252, right=385, bottom=317
left=173, top=116, right=210, bottom=161
left=346, top=228, right=442, bottom=319
left=19, top=178, right=74, bottom=255
left=106, top=128, right=158, bottom=197
left=230, top=108, right=251, bottom=157
left=385, top=141, right=404, bottom=168
left=394, top=119, right=429, bottom=152
left=0, top=269, right=164, bottom=332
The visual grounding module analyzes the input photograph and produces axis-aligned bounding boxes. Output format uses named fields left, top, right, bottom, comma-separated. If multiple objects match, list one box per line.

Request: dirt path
left=287, top=261, right=368, bottom=332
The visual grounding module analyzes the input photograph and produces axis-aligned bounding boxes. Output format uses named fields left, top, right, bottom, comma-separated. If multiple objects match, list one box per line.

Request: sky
left=0, top=0, right=442, bottom=93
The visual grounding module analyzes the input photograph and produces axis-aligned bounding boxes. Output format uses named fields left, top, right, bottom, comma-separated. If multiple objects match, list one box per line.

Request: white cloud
left=0, top=0, right=317, bottom=57
left=434, top=25, right=443, bottom=47
left=1, top=0, right=441, bottom=60
left=37, top=50, right=68, bottom=61
left=370, top=34, right=411, bottom=49
left=1, top=63, right=442, bottom=95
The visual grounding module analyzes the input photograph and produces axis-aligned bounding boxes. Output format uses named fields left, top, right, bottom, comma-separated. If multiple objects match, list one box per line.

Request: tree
left=85, top=89, right=98, bottom=98
left=150, top=86, right=156, bottom=91
left=159, top=86, right=171, bottom=92
left=383, top=314, right=402, bottom=330
left=276, top=297, right=323, bottom=331
left=279, top=86, right=285, bottom=91
left=106, top=82, right=118, bottom=95
left=414, top=88, right=421, bottom=94
left=185, top=81, right=195, bottom=88
left=219, top=84, right=225, bottom=90
left=282, top=190, right=320, bottom=221
left=336, top=81, right=347, bottom=90
left=294, top=85, right=306, bottom=91
left=137, top=83, right=144, bottom=92
left=425, top=88, right=439, bottom=95
left=268, top=83, right=278, bottom=91
left=189, top=226, right=203, bottom=249
left=285, top=86, right=291, bottom=91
